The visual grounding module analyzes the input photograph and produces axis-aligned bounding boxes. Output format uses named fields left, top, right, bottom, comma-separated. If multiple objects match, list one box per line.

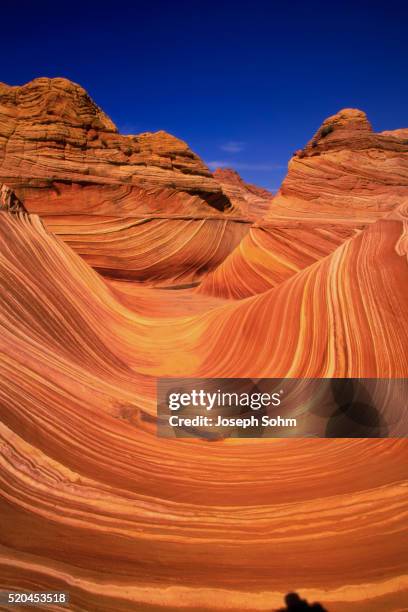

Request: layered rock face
left=197, top=220, right=362, bottom=298
left=0, top=208, right=407, bottom=611
left=0, top=78, right=249, bottom=284
left=44, top=214, right=249, bottom=283
left=269, top=108, right=408, bottom=220
left=200, top=108, right=408, bottom=299
left=0, top=88, right=408, bottom=612
left=213, top=167, right=274, bottom=219
left=0, top=77, right=233, bottom=214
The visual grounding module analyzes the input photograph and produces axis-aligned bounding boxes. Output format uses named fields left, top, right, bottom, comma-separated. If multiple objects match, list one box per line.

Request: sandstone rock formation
left=0, top=77, right=232, bottom=214
left=199, top=108, right=408, bottom=299
left=0, top=86, right=407, bottom=612
left=0, top=208, right=407, bottom=611
left=0, top=183, right=26, bottom=213
left=43, top=213, right=249, bottom=283
left=270, top=108, right=408, bottom=220
left=213, top=167, right=274, bottom=219
left=197, top=219, right=362, bottom=298
left=0, top=78, right=250, bottom=284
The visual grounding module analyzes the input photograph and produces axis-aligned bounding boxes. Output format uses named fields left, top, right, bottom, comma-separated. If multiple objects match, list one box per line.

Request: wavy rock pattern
left=270, top=109, right=408, bottom=221
left=0, top=209, right=407, bottom=611
left=200, top=110, right=408, bottom=299
left=213, top=168, right=274, bottom=219
left=42, top=213, right=249, bottom=284
left=0, top=78, right=250, bottom=285
left=197, top=220, right=362, bottom=299
left=0, top=84, right=407, bottom=611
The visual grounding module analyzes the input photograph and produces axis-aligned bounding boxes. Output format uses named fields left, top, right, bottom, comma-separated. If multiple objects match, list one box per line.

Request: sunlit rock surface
left=0, top=77, right=229, bottom=209
left=199, top=109, right=408, bottom=299
left=0, top=205, right=407, bottom=611
left=0, top=78, right=249, bottom=285
left=213, top=167, right=274, bottom=219
left=272, top=108, right=408, bottom=219
left=0, top=86, right=407, bottom=612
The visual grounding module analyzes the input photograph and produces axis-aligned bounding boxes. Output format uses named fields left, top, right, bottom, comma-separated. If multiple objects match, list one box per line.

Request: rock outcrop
left=0, top=209, right=407, bottom=610
left=269, top=108, right=408, bottom=220
left=0, top=77, right=234, bottom=215
left=0, top=78, right=252, bottom=284
left=213, top=167, right=274, bottom=219
left=199, top=109, right=408, bottom=299
left=0, top=183, right=26, bottom=213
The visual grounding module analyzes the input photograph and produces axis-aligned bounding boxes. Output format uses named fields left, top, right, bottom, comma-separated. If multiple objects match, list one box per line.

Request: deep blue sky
left=1, top=0, right=407, bottom=190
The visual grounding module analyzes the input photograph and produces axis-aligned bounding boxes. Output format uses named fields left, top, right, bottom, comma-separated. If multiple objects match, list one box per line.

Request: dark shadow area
left=276, top=592, right=328, bottom=611
left=325, top=379, right=388, bottom=437
left=186, top=189, right=233, bottom=212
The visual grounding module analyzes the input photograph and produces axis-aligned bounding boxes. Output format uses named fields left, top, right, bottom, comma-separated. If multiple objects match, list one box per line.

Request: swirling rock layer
left=200, top=111, right=408, bottom=299
left=270, top=109, right=408, bottom=220
left=0, top=207, right=407, bottom=611
left=43, top=213, right=249, bottom=284
left=197, top=220, right=362, bottom=298
left=213, top=168, right=274, bottom=220
left=0, top=78, right=249, bottom=285
left=0, top=88, right=407, bottom=611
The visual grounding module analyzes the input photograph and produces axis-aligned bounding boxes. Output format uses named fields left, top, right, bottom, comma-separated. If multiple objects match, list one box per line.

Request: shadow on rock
left=276, top=592, right=328, bottom=611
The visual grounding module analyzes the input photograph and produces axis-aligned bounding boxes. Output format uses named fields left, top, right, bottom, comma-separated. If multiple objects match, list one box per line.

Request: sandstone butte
left=199, top=108, right=408, bottom=298
left=0, top=77, right=235, bottom=214
left=0, top=78, right=407, bottom=612
left=0, top=77, right=252, bottom=285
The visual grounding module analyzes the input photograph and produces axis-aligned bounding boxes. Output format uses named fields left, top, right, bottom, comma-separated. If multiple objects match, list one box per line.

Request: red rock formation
left=43, top=213, right=249, bottom=284
left=0, top=209, right=407, bottom=611
left=0, top=77, right=232, bottom=215
left=0, top=78, right=251, bottom=285
left=200, top=109, right=408, bottom=299
left=197, top=219, right=362, bottom=298
left=214, top=167, right=274, bottom=219
left=0, top=92, right=408, bottom=612
left=213, top=167, right=273, bottom=199
left=270, top=108, right=408, bottom=220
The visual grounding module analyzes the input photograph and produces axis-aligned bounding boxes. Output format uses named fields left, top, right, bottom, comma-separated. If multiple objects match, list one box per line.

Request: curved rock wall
left=0, top=210, right=407, bottom=610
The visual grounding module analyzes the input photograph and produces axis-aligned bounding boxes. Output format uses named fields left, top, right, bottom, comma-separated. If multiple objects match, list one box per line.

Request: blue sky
left=1, top=0, right=407, bottom=191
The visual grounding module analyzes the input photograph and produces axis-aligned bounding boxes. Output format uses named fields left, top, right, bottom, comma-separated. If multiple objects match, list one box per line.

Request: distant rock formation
left=271, top=108, right=408, bottom=220
left=214, top=167, right=273, bottom=199
left=0, top=77, right=233, bottom=216
left=214, top=167, right=274, bottom=219
left=199, top=108, right=408, bottom=298
left=0, top=78, right=251, bottom=284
